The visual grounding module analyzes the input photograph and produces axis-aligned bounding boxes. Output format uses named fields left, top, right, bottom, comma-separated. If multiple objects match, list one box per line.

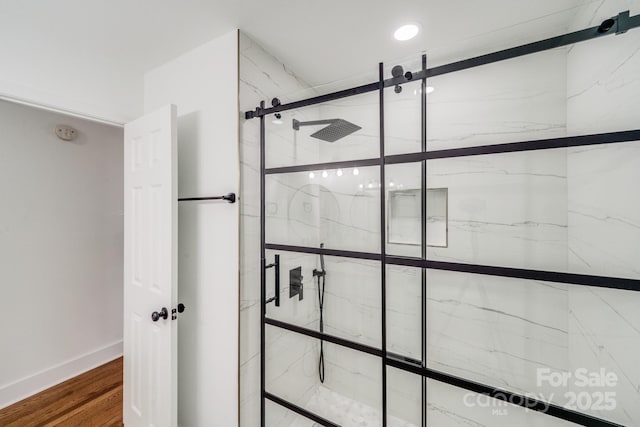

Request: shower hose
left=317, top=270, right=325, bottom=383
left=316, top=245, right=326, bottom=383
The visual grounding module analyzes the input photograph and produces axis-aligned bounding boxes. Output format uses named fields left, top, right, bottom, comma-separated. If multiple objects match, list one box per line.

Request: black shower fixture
left=292, top=118, right=362, bottom=143
left=598, top=18, right=615, bottom=33
left=313, top=243, right=327, bottom=383
left=391, top=64, right=404, bottom=78
left=271, top=97, right=281, bottom=107
left=391, top=65, right=413, bottom=94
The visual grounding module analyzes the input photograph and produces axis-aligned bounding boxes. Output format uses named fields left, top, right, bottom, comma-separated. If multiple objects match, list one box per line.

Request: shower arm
left=292, top=118, right=338, bottom=130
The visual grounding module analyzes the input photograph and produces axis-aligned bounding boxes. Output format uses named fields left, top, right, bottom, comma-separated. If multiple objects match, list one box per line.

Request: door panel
left=124, top=104, right=178, bottom=427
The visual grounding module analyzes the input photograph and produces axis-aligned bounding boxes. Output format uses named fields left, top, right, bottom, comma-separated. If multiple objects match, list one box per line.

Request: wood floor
left=0, top=357, right=123, bottom=426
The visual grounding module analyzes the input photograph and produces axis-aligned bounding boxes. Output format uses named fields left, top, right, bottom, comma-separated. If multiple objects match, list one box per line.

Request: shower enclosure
left=245, top=8, right=640, bottom=427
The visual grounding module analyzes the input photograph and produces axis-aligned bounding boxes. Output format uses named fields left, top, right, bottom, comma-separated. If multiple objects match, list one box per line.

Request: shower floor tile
left=288, top=385, right=416, bottom=427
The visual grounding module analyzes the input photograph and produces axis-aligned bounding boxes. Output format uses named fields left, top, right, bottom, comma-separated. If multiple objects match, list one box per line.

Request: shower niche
left=387, top=187, right=448, bottom=248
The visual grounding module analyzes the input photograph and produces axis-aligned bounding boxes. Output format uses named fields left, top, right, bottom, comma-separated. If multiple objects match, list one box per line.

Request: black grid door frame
left=255, top=11, right=640, bottom=427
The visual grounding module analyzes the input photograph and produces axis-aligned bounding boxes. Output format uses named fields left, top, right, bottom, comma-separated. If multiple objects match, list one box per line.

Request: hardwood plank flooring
left=0, top=357, right=123, bottom=426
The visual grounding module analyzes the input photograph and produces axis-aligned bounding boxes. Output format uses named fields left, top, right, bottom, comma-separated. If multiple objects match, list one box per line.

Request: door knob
left=151, top=307, right=169, bottom=322
left=178, top=303, right=186, bottom=313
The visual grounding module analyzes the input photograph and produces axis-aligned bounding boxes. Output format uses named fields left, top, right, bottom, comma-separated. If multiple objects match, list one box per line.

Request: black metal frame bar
left=266, top=244, right=640, bottom=292
left=257, top=12, right=640, bottom=427
left=263, top=129, right=640, bottom=176
left=245, top=11, right=640, bottom=119
left=178, top=192, right=236, bottom=203
left=265, top=243, right=381, bottom=261
left=265, top=158, right=380, bottom=175
left=419, top=52, right=428, bottom=427
left=378, top=62, right=388, bottom=427
left=266, top=318, right=382, bottom=357
left=264, top=392, right=341, bottom=427
left=264, top=129, right=640, bottom=175
left=424, top=10, right=637, bottom=79
left=387, top=129, right=640, bottom=162
left=259, top=101, right=266, bottom=427
left=265, top=316, right=623, bottom=427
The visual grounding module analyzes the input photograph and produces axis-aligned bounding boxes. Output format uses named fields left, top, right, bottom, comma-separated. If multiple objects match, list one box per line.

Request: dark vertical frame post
left=379, top=62, right=388, bottom=427
left=259, top=101, right=266, bottom=427
left=420, top=53, right=428, bottom=427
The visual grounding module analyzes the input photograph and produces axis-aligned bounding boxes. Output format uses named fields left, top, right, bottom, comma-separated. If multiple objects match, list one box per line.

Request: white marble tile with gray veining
left=427, top=269, right=569, bottom=403
left=567, top=141, right=640, bottom=280
left=567, top=7, right=640, bottom=136
left=426, top=148, right=568, bottom=272
left=568, top=286, right=640, bottom=426
left=426, top=48, right=567, bottom=151
left=427, top=380, right=580, bottom=427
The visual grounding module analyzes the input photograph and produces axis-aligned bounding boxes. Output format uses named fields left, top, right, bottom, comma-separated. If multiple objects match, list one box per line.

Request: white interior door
left=123, top=104, right=178, bottom=427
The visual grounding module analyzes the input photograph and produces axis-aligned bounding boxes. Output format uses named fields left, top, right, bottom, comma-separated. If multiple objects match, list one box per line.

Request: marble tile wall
left=565, top=4, right=640, bottom=424
left=239, top=32, right=318, bottom=426
left=425, top=48, right=567, bottom=151
left=426, top=270, right=569, bottom=400
left=426, top=380, right=581, bottom=427
left=426, top=149, right=569, bottom=272
left=264, top=326, right=318, bottom=417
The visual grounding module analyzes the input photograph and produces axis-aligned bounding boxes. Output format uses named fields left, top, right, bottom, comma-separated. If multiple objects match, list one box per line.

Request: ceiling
left=0, top=0, right=612, bottom=122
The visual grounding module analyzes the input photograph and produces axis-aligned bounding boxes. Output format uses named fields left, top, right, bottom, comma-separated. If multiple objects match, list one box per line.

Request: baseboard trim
left=0, top=340, right=123, bottom=409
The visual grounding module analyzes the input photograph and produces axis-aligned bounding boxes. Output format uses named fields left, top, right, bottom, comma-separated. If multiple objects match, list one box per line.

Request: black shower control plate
left=289, top=267, right=303, bottom=301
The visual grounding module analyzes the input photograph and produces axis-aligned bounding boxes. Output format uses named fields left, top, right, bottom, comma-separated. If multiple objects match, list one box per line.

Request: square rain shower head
left=309, top=119, right=362, bottom=143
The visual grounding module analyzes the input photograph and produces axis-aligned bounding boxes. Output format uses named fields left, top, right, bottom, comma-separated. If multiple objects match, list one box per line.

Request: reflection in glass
left=266, top=167, right=381, bottom=253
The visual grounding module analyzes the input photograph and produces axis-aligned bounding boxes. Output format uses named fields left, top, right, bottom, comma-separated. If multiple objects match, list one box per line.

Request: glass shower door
left=261, top=92, right=387, bottom=427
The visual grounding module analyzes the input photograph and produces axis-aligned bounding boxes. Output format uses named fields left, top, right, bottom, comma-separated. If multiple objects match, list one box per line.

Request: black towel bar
left=178, top=192, right=236, bottom=203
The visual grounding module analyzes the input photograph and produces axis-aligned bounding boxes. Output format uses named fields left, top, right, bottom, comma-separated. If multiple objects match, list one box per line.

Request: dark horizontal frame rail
left=245, top=11, right=640, bottom=119
left=262, top=129, right=640, bottom=175
left=395, top=258, right=640, bottom=292
left=386, top=359, right=624, bottom=427
left=425, top=11, right=639, bottom=79
left=264, top=391, right=341, bottom=427
left=266, top=317, right=622, bottom=427
left=266, top=318, right=382, bottom=357
left=265, top=243, right=640, bottom=292
left=265, top=158, right=380, bottom=175
left=387, top=129, right=640, bottom=163
left=265, top=243, right=381, bottom=261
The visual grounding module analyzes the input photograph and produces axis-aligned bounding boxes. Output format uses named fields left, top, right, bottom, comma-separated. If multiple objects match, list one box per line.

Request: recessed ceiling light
left=394, top=24, right=420, bottom=41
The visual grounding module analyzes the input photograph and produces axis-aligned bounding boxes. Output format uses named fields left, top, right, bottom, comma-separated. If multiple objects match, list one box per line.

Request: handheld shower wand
left=313, top=243, right=327, bottom=383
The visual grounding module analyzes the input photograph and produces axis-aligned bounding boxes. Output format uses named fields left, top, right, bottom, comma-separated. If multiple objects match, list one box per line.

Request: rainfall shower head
left=292, top=118, right=362, bottom=143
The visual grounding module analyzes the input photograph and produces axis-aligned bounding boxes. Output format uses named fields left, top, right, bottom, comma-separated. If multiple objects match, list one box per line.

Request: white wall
left=0, top=35, right=141, bottom=125
left=0, top=100, right=123, bottom=408
left=144, top=30, right=240, bottom=427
